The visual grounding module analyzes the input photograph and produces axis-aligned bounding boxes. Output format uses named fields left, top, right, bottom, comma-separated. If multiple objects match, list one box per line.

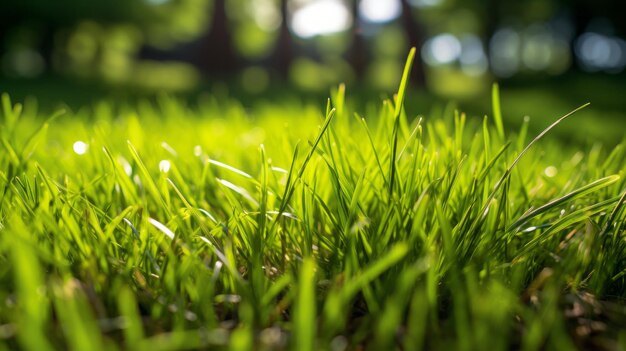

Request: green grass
left=1, top=52, right=626, bottom=351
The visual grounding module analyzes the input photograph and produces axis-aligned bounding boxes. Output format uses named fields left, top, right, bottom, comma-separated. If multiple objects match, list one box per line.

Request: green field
left=1, top=52, right=625, bottom=350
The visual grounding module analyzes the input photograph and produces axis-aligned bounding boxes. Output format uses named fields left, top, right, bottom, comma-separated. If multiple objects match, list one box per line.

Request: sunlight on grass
left=0, top=50, right=625, bottom=350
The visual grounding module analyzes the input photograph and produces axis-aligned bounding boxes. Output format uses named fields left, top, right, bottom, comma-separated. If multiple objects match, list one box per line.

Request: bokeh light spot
left=250, top=0, right=281, bottom=31
left=576, top=33, right=625, bottom=72
left=159, top=160, right=171, bottom=173
left=410, top=0, right=442, bottom=8
left=544, top=166, right=558, bottom=178
left=459, top=35, right=488, bottom=76
left=359, top=0, right=401, bottom=24
left=490, top=28, right=521, bottom=77
left=291, top=0, right=352, bottom=38
left=422, top=34, right=462, bottom=66
left=73, top=141, right=89, bottom=155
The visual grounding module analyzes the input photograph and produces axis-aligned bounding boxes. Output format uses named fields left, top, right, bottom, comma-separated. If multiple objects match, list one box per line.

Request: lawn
left=1, top=51, right=625, bottom=350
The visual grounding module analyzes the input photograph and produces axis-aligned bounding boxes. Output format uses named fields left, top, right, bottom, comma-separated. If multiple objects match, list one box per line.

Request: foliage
left=4, top=0, right=626, bottom=90
left=0, top=0, right=211, bottom=45
left=0, top=54, right=625, bottom=350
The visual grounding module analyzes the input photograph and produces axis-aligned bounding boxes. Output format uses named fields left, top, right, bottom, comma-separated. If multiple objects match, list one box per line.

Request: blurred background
left=0, top=0, right=624, bottom=140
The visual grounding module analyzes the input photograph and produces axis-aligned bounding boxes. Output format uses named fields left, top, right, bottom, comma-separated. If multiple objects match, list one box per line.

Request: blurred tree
left=270, top=0, right=294, bottom=78
left=194, top=0, right=238, bottom=76
left=347, top=0, right=368, bottom=79
left=0, top=0, right=210, bottom=76
left=2, top=0, right=625, bottom=87
left=400, top=0, right=426, bottom=85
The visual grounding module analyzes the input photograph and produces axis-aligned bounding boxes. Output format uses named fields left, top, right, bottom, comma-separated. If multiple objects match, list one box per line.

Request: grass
left=1, top=51, right=626, bottom=350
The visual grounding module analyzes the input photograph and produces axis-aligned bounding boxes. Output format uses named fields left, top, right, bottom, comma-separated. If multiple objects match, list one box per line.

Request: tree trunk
left=571, top=0, right=592, bottom=37
left=400, top=0, right=426, bottom=86
left=270, top=0, right=294, bottom=79
left=347, top=0, right=368, bottom=81
left=195, top=0, right=238, bottom=76
left=39, top=22, right=57, bottom=73
left=484, top=0, right=500, bottom=41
